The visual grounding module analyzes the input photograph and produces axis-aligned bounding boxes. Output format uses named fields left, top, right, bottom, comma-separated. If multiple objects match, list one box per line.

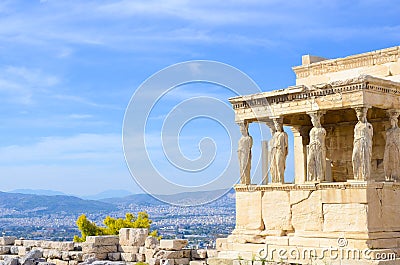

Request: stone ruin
left=3, top=46, right=400, bottom=265
left=0, top=229, right=217, bottom=265
left=212, top=46, right=400, bottom=264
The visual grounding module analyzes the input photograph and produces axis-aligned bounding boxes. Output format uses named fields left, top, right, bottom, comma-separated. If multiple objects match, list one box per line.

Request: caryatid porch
left=212, top=47, right=400, bottom=265
left=231, top=75, right=400, bottom=185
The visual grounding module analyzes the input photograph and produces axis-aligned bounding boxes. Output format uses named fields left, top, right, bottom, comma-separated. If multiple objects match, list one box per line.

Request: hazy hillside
left=9, top=189, right=67, bottom=196
left=0, top=191, right=115, bottom=214
left=82, top=189, right=133, bottom=200
left=102, top=188, right=235, bottom=207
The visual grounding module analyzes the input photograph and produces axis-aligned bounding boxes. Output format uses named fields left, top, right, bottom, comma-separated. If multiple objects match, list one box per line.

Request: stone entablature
left=233, top=181, right=400, bottom=192
left=292, top=46, right=400, bottom=86
left=230, top=75, right=400, bottom=119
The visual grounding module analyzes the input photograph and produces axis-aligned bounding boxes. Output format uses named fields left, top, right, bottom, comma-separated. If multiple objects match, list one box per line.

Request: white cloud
left=0, top=133, right=122, bottom=163
left=0, top=66, right=60, bottom=105
left=68, top=114, right=93, bottom=119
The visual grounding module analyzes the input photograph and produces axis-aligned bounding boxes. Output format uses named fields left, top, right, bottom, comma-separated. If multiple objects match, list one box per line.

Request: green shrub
left=73, top=211, right=159, bottom=242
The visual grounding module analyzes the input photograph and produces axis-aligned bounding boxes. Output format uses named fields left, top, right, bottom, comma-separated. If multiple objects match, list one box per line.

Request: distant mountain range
left=8, top=189, right=134, bottom=200
left=0, top=191, right=115, bottom=214
left=9, top=189, right=67, bottom=196
left=101, top=188, right=235, bottom=207
left=82, top=190, right=134, bottom=200
left=0, top=188, right=235, bottom=215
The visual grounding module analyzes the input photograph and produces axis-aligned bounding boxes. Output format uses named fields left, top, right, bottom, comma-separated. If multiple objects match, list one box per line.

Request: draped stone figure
left=270, top=118, right=288, bottom=183
left=352, top=107, right=373, bottom=181
left=384, top=111, right=400, bottom=181
left=238, top=122, right=253, bottom=184
left=307, top=112, right=326, bottom=182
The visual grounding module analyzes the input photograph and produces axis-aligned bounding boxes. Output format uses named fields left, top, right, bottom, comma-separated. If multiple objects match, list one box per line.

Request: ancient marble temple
left=212, top=47, right=400, bottom=265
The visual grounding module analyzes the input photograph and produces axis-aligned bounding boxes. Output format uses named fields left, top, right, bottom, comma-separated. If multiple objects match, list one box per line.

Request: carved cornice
left=292, top=46, right=400, bottom=79
left=229, top=75, right=400, bottom=111
left=234, top=181, right=399, bottom=192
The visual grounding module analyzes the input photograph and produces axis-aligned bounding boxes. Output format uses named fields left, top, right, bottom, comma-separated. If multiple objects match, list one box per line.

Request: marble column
left=291, top=126, right=309, bottom=184
left=261, top=140, right=268, bottom=185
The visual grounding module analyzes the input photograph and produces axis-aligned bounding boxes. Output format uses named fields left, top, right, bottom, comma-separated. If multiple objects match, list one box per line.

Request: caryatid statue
left=270, top=117, right=288, bottom=183
left=384, top=110, right=400, bottom=181
left=307, top=112, right=326, bottom=182
left=352, top=107, right=373, bottom=181
left=238, top=121, right=253, bottom=185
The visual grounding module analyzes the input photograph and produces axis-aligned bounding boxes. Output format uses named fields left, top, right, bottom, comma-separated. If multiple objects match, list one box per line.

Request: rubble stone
left=159, top=240, right=188, bottom=251
left=119, top=228, right=148, bottom=247
left=145, top=237, right=159, bottom=249
left=85, top=237, right=119, bottom=247
left=0, top=237, right=16, bottom=246
left=120, top=253, right=136, bottom=262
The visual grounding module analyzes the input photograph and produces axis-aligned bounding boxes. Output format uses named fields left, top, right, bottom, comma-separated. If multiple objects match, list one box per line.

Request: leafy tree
left=74, top=211, right=159, bottom=242
left=73, top=214, right=105, bottom=242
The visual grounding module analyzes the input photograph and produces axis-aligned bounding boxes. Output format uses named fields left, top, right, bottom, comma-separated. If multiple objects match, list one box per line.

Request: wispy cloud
left=0, top=133, right=122, bottom=163
left=0, top=66, right=59, bottom=105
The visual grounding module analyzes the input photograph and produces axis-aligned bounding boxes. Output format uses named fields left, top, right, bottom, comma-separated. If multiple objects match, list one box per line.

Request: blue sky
left=0, top=0, right=399, bottom=196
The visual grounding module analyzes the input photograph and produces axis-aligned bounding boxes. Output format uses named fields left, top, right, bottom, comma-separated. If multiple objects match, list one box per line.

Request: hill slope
left=0, top=191, right=115, bottom=214
left=102, top=188, right=235, bottom=207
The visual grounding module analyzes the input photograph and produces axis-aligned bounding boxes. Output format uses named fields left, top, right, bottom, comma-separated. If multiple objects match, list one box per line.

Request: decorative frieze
left=292, top=46, right=400, bottom=79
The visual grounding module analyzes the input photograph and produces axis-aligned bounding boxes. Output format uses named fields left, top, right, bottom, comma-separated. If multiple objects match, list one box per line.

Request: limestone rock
left=0, top=247, right=10, bottom=255
left=189, top=261, right=206, bottom=265
left=3, top=256, right=19, bottom=265
left=181, top=250, right=190, bottom=258
left=37, top=263, right=56, bottom=265
left=85, top=237, right=119, bottom=247
left=262, top=190, right=291, bottom=232
left=206, top=249, right=218, bottom=258
left=9, top=246, right=19, bottom=255
left=160, top=260, right=174, bottom=265
left=148, top=258, right=160, bottom=265
left=120, top=253, right=136, bottom=262
left=159, top=240, right=188, bottom=251
left=82, top=253, right=107, bottom=261
left=21, top=249, right=43, bottom=262
left=18, top=247, right=30, bottom=256
left=119, top=228, right=148, bottom=246
left=155, top=250, right=183, bottom=259
left=14, top=240, right=23, bottom=246
left=136, top=253, right=146, bottom=262
left=145, top=236, right=159, bottom=249
left=323, top=203, right=368, bottom=232
left=145, top=249, right=156, bottom=261
left=46, top=250, right=62, bottom=259
left=0, top=237, right=16, bottom=246
left=68, top=251, right=83, bottom=262
left=47, top=260, right=68, bottom=265
left=51, top=242, right=75, bottom=252
left=117, top=245, right=138, bottom=253
left=81, top=244, right=117, bottom=254
left=172, top=258, right=189, bottom=265
left=191, top=249, right=207, bottom=259
left=107, top=253, right=120, bottom=261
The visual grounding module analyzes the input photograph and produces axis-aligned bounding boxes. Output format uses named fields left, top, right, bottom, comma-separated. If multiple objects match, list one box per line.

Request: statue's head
left=388, top=110, right=400, bottom=128
left=310, top=112, right=321, bottom=127
left=273, top=117, right=283, bottom=132
left=239, top=121, right=249, bottom=136
left=355, top=107, right=367, bottom=123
